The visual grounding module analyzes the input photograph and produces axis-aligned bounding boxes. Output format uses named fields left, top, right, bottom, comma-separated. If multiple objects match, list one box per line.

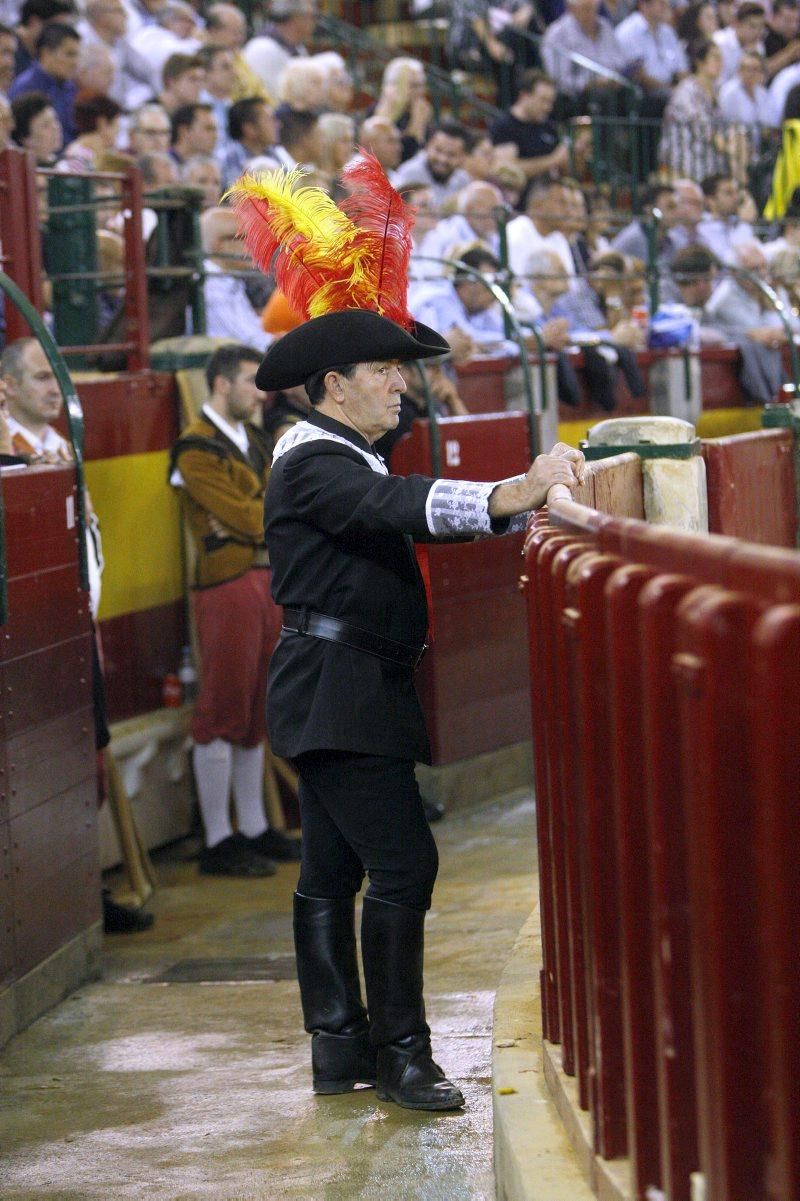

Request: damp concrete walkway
left=0, top=789, right=540, bottom=1201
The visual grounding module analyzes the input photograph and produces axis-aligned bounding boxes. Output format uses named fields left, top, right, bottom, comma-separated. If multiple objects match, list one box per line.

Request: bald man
left=201, top=206, right=273, bottom=350
left=418, top=180, right=504, bottom=263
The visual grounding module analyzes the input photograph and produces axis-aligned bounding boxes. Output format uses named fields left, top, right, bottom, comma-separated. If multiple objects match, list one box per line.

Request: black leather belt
left=282, top=608, right=427, bottom=670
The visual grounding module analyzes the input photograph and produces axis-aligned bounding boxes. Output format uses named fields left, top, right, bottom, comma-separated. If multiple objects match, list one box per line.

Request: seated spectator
left=372, top=56, right=432, bottom=163
left=180, top=153, right=221, bottom=209
left=359, top=114, right=402, bottom=178
left=616, top=0, right=688, bottom=99
left=0, top=21, right=16, bottom=100
left=697, top=173, right=754, bottom=264
left=584, top=186, right=613, bottom=258
left=156, top=52, right=205, bottom=116
left=9, top=20, right=80, bottom=146
left=274, top=106, right=320, bottom=170
left=220, top=95, right=279, bottom=187
left=447, top=0, right=541, bottom=108
left=491, top=159, right=527, bottom=211
left=563, top=179, right=592, bottom=272
left=506, top=175, right=576, bottom=283
left=75, top=41, right=115, bottom=98
left=677, top=0, right=719, bottom=59
left=129, top=0, right=201, bottom=93
left=541, top=0, right=626, bottom=113
left=411, top=245, right=518, bottom=360
left=12, top=0, right=76, bottom=78
left=275, top=56, right=326, bottom=118
left=58, top=90, right=122, bottom=172
left=718, top=48, right=774, bottom=129
left=419, top=180, right=504, bottom=262
left=11, top=89, right=62, bottom=163
left=202, top=3, right=272, bottom=107
left=705, top=240, right=788, bottom=400
left=393, top=121, right=473, bottom=207
left=127, top=102, right=171, bottom=156
left=170, top=101, right=218, bottom=167
left=669, top=242, right=724, bottom=342
left=312, top=50, right=353, bottom=113
left=462, top=134, right=506, bottom=184
left=314, top=111, right=355, bottom=194
left=673, top=176, right=707, bottom=250
left=489, top=70, right=570, bottom=194
left=261, top=382, right=310, bottom=442
left=241, top=0, right=316, bottom=96
left=198, top=44, right=236, bottom=157
left=661, top=40, right=728, bottom=180
left=763, top=0, right=800, bottom=82
left=612, top=182, right=682, bottom=267
left=200, top=206, right=274, bottom=351
left=77, top=0, right=151, bottom=111
left=713, top=1, right=767, bottom=85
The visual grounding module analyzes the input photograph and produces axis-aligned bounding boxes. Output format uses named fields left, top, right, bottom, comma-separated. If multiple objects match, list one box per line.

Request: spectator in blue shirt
left=9, top=21, right=80, bottom=146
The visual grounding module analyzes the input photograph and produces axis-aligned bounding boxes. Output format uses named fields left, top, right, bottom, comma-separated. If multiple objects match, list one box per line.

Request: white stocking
left=231, top=743, right=268, bottom=838
left=193, top=739, right=233, bottom=848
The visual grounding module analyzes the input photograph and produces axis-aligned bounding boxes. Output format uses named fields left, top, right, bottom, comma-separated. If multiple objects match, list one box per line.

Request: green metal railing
left=729, top=267, right=800, bottom=395
left=0, top=271, right=89, bottom=621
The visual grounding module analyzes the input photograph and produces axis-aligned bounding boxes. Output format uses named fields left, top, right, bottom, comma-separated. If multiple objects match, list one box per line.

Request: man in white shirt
left=419, top=180, right=504, bottom=264
left=719, top=50, right=775, bottom=128
left=130, top=0, right=202, bottom=91
left=542, top=0, right=626, bottom=100
left=242, top=0, right=315, bottom=94
left=506, top=176, right=576, bottom=283
left=713, top=2, right=767, bottom=85
left=77, top=0, right=151, bottom=109
left=616, top=0, right=687, bottom=95
left=200, top=207, right=274, bottom=351
left=697, top=174, right=754, bottom=264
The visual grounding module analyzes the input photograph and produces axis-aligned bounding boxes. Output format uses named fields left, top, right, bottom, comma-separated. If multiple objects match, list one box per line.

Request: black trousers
left=294, top=750, right=439, bottom=911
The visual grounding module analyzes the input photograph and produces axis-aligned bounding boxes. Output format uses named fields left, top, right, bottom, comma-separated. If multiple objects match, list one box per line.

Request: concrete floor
left=0, top=790, right=539, bottom=1201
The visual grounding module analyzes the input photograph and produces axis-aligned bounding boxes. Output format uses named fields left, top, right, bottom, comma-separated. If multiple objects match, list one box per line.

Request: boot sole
left=376, top=1088, right=465, bottom=1111
left=314, top=1079, right=376, bottom=1094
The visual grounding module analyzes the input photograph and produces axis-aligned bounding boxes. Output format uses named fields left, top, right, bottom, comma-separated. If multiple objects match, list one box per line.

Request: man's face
left=42, top=35, right=81, bottom=82
left=225, top=361, right=263, bottom=422
left=186, top=160, right=221, bottom=207
left=537, top=266, right=569, bottom=308
left=92, top=0, right=127, bottom=38
left=206, top=49, right=235, bottom=95
left=464, top=187, right=498, bottom=239
left=251, top=102, right=277, bottom=148
left=711, top=178, right=740, bottom=218
left=167, top=8, right=198, bottom=39
left=739, top=53, right=766, bottom=90
left=772, top=4, right=800, bottom=38
left=213, top=10, right=246, bottom=49
left=522, top=81, right=556, bottom=123
left=678, top=274, right=715, bottom=306
left=131, top=110, right=171, bottom=153
left=655, top=188, right=680, bottom=227
left=5, top=342, right=63, bottom=429
left=332, top=360, right=406, bottom=443
left=455, top=273, right=495, bottom=315
left=736, top=11, right=766, bottom=47
left=0, top=32, right=17, bottom=91
left=172, top=66, right=206, bottom=106
left=425, top=132, right=465, bottom=183
left=185, top=109, right=218, bottom=155
left=530, top=184, right=568, bottom=233
left=676, top=182, right=704, bottom=227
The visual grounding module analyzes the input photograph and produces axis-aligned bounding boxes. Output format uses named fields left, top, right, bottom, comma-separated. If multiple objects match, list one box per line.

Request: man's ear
left=324, top=370, right=344, bottom=402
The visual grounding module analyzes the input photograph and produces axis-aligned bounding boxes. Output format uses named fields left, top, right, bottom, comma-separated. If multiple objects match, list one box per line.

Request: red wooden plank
left=568, top=551, right=627, bottom=1159
left=639, top=574, right=701, bottom=1201
left=3, top=635, right=92, bottom=737
left=702, top=430, right=796, bottom=547
left=10, top=778, right=98, bottom=886
left=676, top=588, right=768, bottom=1201
left=606, top=563, right=663, bottom=1200
left=12, top=851, right=100, bottom=977
left=751, top=606, right=800, bottom=1201
left=2, top=466, right=80, bottom=579
left=7, top=708, right=95, bottom=821
left=55, top=372, right=179, bottom=460
left=1, top=564, right=89, bottom=661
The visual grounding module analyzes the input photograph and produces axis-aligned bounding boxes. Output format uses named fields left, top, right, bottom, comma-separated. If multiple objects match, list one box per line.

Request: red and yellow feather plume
left=225, top=153, right=416, bottom=326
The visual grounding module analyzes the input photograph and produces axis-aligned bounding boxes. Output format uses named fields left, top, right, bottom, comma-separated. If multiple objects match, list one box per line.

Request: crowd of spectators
left=1, top=0, right=800, bottom=409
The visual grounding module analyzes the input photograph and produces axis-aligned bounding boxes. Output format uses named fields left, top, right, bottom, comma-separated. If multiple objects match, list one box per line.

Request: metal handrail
left=410, top=254, right=548, bottom=460
left=0, top=271, right=89, bottom=617
left=728, top=266, right=800, bottom=394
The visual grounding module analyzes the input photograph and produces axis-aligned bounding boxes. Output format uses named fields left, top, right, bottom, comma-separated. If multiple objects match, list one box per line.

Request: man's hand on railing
left=445, top=325, right=477, bottom=363
left=530, top=318, right=571, bottom=352
left=611, top=319, right=647, bottom=352
left=488, top=451, right=584, bottom=519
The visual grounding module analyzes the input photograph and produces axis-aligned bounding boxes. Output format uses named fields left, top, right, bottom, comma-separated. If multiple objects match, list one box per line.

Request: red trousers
left=191, top=568, right=282, bottom=747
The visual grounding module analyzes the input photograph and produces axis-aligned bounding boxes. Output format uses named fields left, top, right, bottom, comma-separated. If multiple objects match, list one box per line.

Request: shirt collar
left=202, top=404, right=249, bottom=455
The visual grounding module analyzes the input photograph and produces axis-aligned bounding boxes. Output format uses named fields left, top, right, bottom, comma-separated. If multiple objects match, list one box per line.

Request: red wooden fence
left=524, top=461, right=800, bottom=1201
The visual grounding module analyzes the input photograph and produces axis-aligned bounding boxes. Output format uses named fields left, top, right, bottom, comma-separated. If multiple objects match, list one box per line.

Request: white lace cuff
left=425, top=479, right=498, bottom=537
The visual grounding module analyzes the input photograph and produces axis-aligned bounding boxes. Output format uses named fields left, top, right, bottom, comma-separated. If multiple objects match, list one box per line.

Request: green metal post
left=45, top=175, right=100, bottom=363
left=0, top=271, right=89, bottom=606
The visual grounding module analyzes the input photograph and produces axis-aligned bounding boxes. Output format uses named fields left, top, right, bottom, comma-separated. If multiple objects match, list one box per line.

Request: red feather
left=340, top=150, right=416, bottom=329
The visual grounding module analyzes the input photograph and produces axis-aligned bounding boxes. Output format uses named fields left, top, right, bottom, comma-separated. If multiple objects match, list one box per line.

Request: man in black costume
left=258, top=307, right=583, bottom=1111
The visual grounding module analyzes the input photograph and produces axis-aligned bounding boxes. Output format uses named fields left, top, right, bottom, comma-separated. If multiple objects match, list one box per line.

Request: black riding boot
left=361, top=894, right=464, bottom=1111
left=293, top=892, right=376, bottom=1094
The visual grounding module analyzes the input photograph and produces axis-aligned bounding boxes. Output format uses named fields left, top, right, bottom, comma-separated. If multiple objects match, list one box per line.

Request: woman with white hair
left=312, top=51, right=354, bottom=113
left=373, top=56, right=433, bottom=162
left=276, top=57, right=327, bottom=117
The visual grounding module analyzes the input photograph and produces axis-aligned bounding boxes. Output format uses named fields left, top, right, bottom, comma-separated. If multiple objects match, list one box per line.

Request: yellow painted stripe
left=557, top=407, right=762, bottom=449
left=85, top=451, right=185, bottom=621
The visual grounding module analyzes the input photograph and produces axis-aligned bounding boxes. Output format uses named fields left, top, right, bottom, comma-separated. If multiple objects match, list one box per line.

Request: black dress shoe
left=246, top=827, right=302, bottom=862
left=102, top=890, right=155, bottom=934
left=199, top=833, right=277, bottom=877
left=376, top=1034, right=465, bottom=1111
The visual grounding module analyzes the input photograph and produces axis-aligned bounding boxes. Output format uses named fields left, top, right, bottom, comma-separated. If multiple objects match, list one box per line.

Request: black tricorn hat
left=255, top=310, right=450, bottom=392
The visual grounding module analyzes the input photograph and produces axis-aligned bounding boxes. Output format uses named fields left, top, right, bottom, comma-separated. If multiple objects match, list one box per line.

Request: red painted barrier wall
left=702, top=427, right=796, bottom=546
left=0, top=465, right=98, bottom=998
left=525, top=472, right=800, bottom=1201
